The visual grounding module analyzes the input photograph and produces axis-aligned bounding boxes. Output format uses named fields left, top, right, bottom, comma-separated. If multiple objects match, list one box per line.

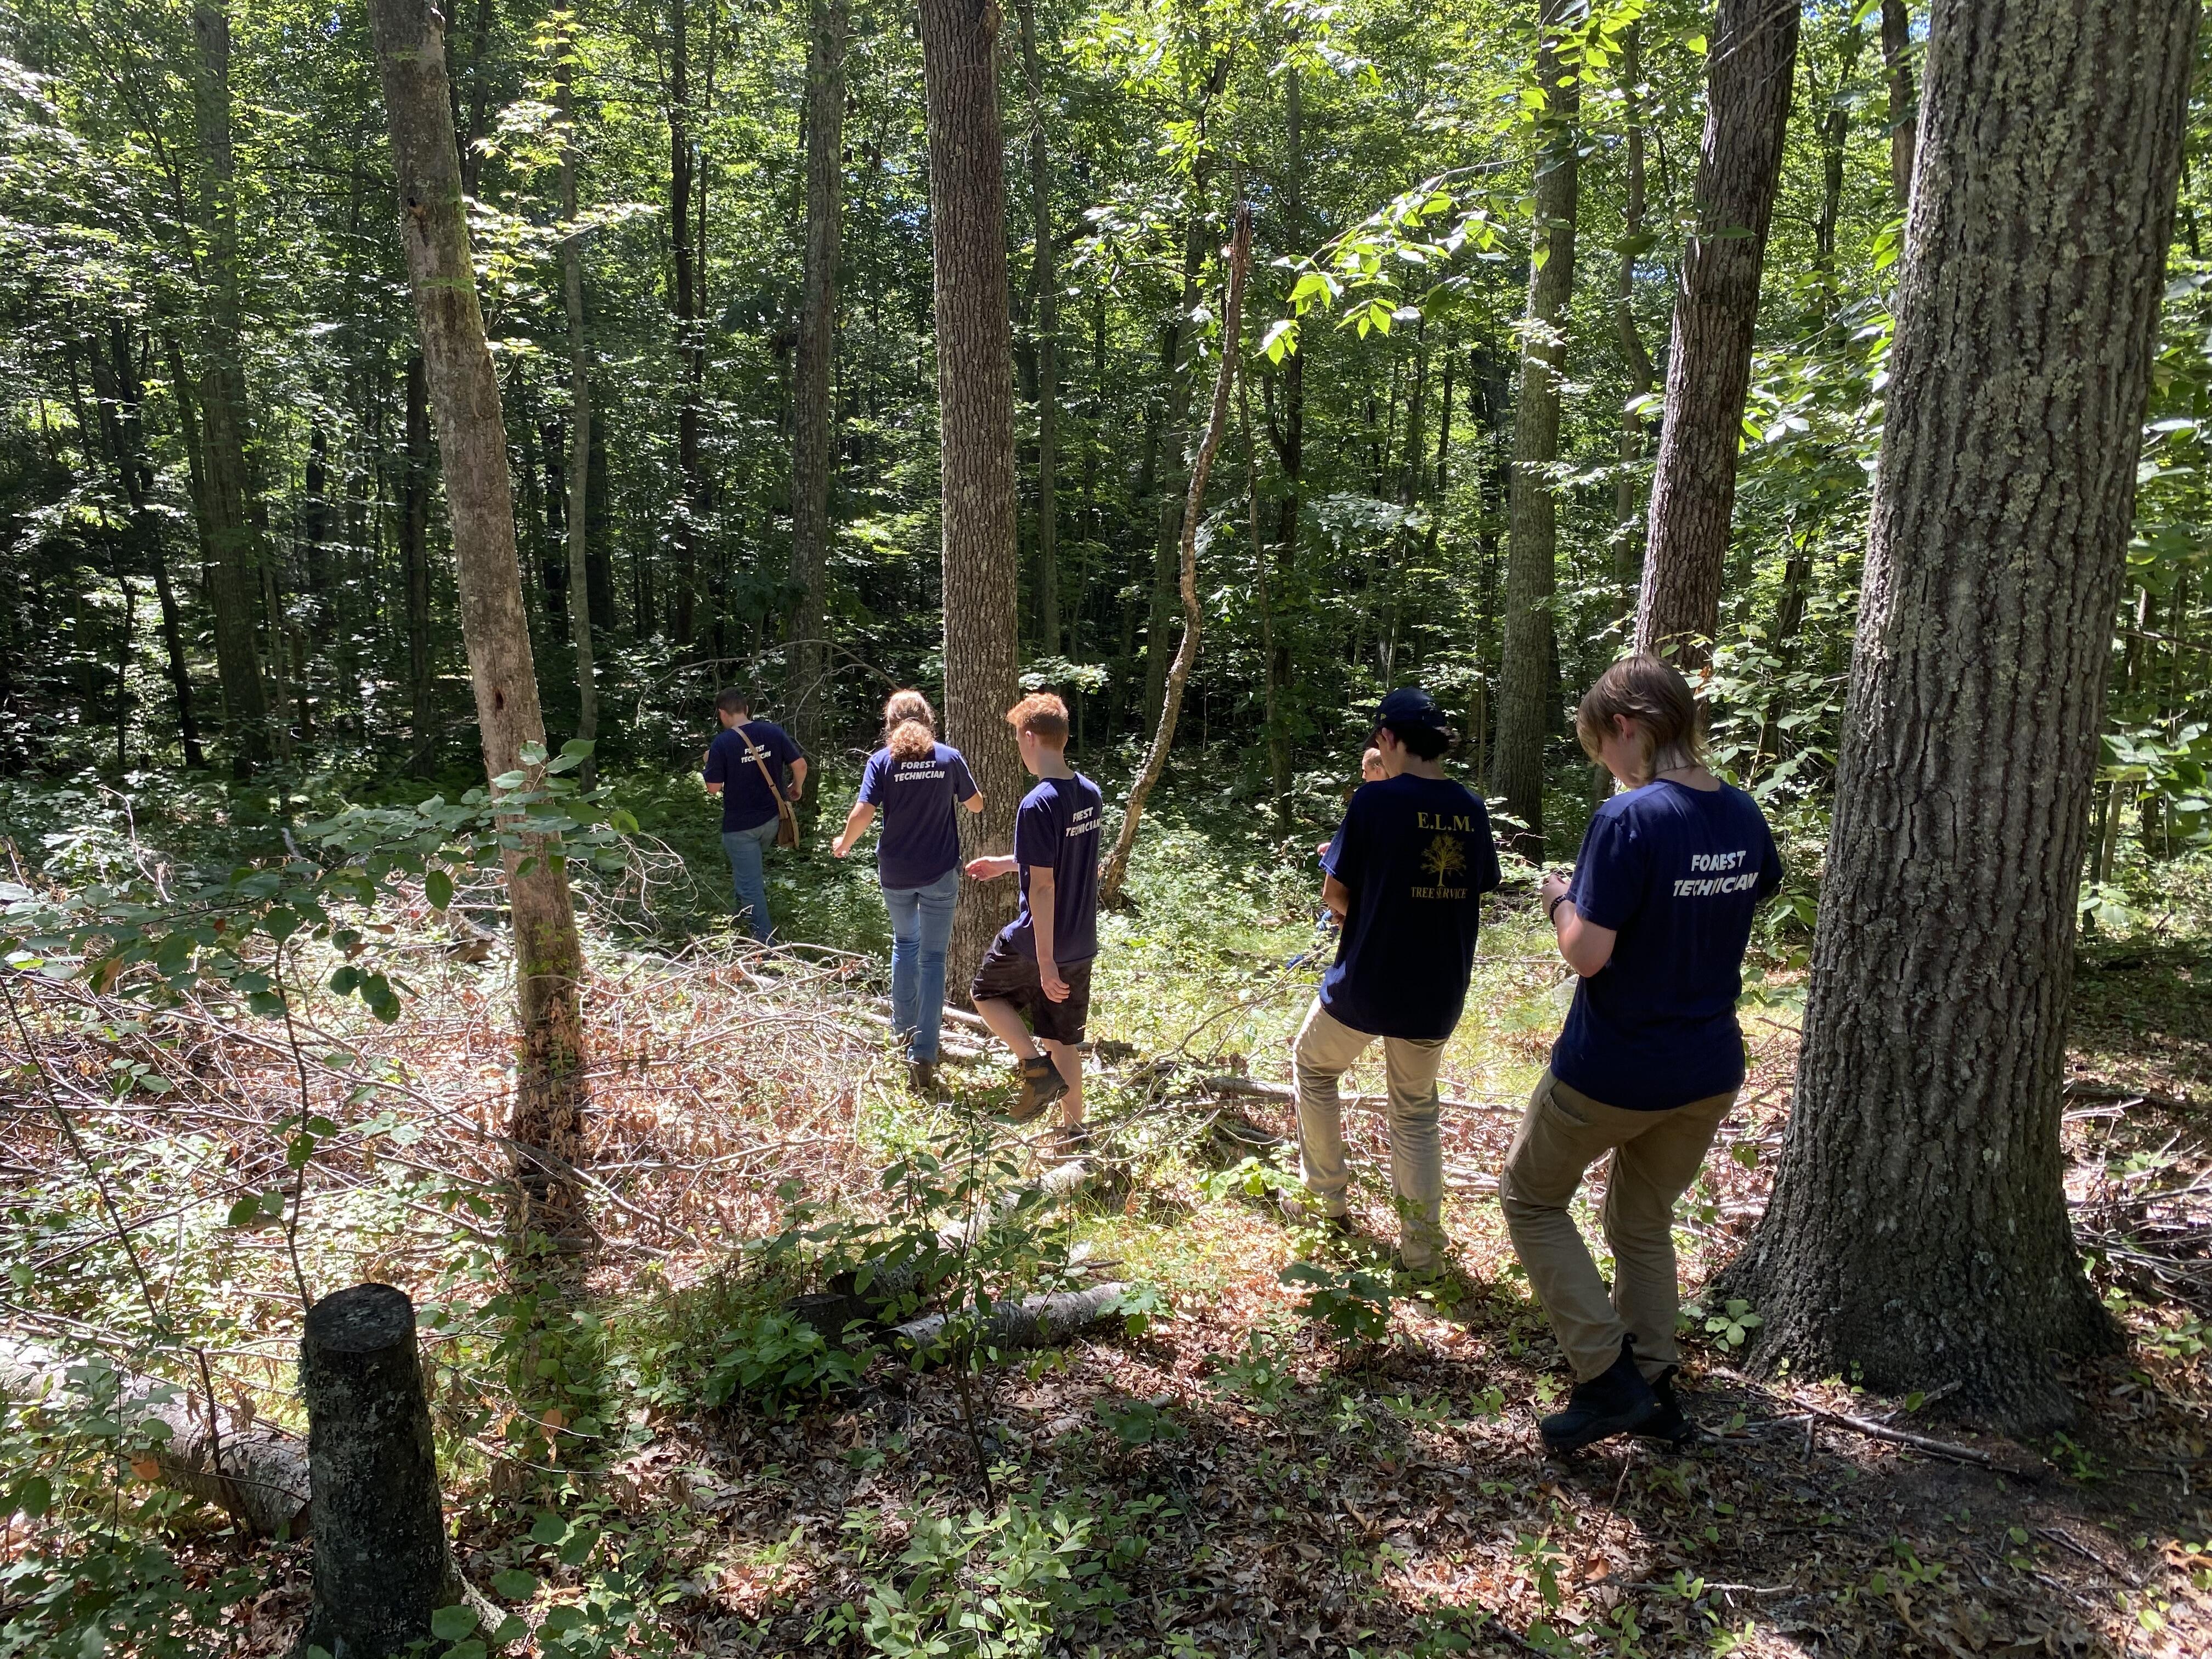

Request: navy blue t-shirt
left=858, top=742, right=979, bottom=890
left=1320, top=774, right=1503, bottom=1040
left=998, top=772, right=1104, bottom=964
left=703, top=719, right=804, bottom=832
left=1550, top=780, right=1783, bottom=1111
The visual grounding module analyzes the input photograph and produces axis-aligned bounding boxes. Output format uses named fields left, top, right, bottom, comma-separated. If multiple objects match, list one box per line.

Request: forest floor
left=4, top=793, right=2212, bottom=1658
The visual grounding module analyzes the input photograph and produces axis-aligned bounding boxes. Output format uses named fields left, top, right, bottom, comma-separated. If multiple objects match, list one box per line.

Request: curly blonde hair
left=883, top=690, right=937, bottom=762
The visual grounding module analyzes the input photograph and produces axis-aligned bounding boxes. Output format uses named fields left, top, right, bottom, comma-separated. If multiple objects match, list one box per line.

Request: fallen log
left=1196, top=1074, right=1514, bottom=1118
left=0, top=1335, right=310, bottom=1538
left=894, top=1281, right=1130, bottom=1357
left=847, top=1006, right=988, bottom=1064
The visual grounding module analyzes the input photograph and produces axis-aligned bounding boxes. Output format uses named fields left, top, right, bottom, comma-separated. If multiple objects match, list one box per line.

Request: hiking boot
left=1278, top=1192, right=1354, bottom=1235
left=1050, top=1121, right=1093, bottom=1159
left=1005, top=1053, right=1068, bottom=1124
left=1635, top=1366, right=1699, bottom=1446
left=1539, top=1337, right=1660, bottom=1454
left=907, top=1059, right=941, bottom=1099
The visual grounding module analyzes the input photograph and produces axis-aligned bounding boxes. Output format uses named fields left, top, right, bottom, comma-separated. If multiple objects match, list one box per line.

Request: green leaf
left=493, top=1568, right=537, bottom=1600
left=529, top=1511, right=569, bottom=1547
left=426, top=869, right=454, bottom=910
left=12, top=1473, right=52, bottom=1516
left=429, top=1605, right=478, bottom=1641
left=227, top=1197, right=262, bottom=1227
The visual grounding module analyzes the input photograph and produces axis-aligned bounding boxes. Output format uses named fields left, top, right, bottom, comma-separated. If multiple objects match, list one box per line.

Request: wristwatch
left=1547, top=891, right=1571, bottom=923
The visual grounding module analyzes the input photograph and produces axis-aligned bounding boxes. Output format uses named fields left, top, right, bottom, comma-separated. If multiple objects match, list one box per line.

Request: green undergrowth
left=5, top=763, right=2212, bottom=1656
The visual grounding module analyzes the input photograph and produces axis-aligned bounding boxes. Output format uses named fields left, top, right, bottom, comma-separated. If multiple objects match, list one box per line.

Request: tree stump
left=296, top=1284, right=455, bottom=1659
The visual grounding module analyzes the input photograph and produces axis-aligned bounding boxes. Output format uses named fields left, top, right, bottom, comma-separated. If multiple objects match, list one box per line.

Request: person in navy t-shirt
left=1284, top=687, right=1502, bottom=1272
left=831, top=690, right=985, bottom=1094
left=964, top=693, right=1103, bottom=1146
left=701, top=687, right=807, bottom=942
left=1500, top=653, right=1782, bottom=1457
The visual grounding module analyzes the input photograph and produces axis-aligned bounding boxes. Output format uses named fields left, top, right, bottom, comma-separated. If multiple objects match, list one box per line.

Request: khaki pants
left=1499, top=1069, right=1734, bottom=1383
left=1289, top=1001, right=1447, bottom=1268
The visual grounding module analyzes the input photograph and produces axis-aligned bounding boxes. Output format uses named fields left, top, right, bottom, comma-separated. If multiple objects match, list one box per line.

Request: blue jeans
left=721, top=819, right=781, bottom=941
left=884, top=866, right=961, bottom=1061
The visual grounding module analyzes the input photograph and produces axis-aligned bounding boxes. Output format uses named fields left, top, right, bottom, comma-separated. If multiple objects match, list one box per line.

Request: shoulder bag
left=744, top=725, right=802, bottom=849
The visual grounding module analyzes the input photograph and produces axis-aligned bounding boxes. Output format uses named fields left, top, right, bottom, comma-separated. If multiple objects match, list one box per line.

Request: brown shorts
left=970, top=936, right=1093, bottom=1047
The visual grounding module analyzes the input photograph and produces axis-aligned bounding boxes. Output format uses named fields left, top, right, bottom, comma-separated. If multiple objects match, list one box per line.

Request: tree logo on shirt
left=1413, top=833, right=1469, bottom=900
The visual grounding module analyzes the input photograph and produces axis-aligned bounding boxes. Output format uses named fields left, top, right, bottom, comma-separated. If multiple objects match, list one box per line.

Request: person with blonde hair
left=832, top=690, right=984, bottom=1094
left=1503, top=652, right=1782, bottom=1454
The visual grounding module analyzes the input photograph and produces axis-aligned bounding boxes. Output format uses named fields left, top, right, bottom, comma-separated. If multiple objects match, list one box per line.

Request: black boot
left=1539, top=1337, right=1660, bottom=1454
left=1635, top=1366, right=1699, bottom=1446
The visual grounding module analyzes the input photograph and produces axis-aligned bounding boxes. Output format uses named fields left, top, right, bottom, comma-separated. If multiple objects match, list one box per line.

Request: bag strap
left=740, top=722, right=787, bottom=806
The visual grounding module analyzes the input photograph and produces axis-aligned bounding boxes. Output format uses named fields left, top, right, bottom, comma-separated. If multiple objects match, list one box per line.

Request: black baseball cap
left=1370, top=686, right=1451, bottom=733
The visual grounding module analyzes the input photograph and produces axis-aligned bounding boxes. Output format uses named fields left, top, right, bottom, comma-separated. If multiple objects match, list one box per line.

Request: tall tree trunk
left=1632, top=0, right=1799, bottom=668
left=458, top=0, right=493, bottom=196
left=188, top=1, right=271, bottom=775
left=787, top=0, right=844, bottom=752
left=918, top=0, right=1024, bottom=997
left=585, top=417, right=614, bottom=628
left=1611, top=25, right=1655, bottom=631
left=402, top=354, right=436, bottom=772
left=260, top=537, right=294, bottom=759
left=1881, top=0, right=1916, bottom=211
left=1492, top=0, right=1582, bottom=860
left=369, top=0, right=592, bottom=1225
left=1099, top=207, right=1251, bottom=905
left=668, top=0, right=701, bottom=646
left=1721, top=0, right=2195, bottom=1431
left=1017, top=0, right=1060, bottom=658
left=1143, top=208, right=1210, bottom=727
left=1264, top=57, right=1305, bottom=816
left=1813, top=24, right=1864, bottom=290
left=92, top=328, right=205, bottom=768
left=556, top=25, right=597, bottom=771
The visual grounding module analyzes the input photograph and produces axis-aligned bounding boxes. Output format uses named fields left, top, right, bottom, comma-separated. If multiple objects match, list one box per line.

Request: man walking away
left=964, top=693, right=1103, bottom=1152
left=1285, top=687, right=1502, bottom=1271
left=702, top=687, right=808, bottom=943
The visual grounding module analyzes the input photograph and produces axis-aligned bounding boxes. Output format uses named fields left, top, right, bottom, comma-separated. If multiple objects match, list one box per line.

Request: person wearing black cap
left=1283, top=686, right=1502, bottom=1269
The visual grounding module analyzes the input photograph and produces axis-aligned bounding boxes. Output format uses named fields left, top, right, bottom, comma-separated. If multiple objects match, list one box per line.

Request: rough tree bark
left=402, top=353, right=436, bottom=774
left=918, top=0, right=1024, bottom=998
left=1017, top=0, right=1059, bottom=657
left=370, top=0, right=591, bottom=1224
left=1881, top=0, right=1916, bottom=210
left=1492, top=0, right=1581, bottom=860
left=1720, top=0, right=2197, bottom=1431
left=1632, top=0, right=1798, bottom=668
left=556, top=24, right=597, bottom=773
left=1098, top=206, right=1251, bottom=906
left=188, top=0, right=271, bottom=774
left=787, top=0, right=844, bottom=752
left=1610, top=24, right=1655, bottom=630
left=296, top=1284, right=456, bottom=1658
